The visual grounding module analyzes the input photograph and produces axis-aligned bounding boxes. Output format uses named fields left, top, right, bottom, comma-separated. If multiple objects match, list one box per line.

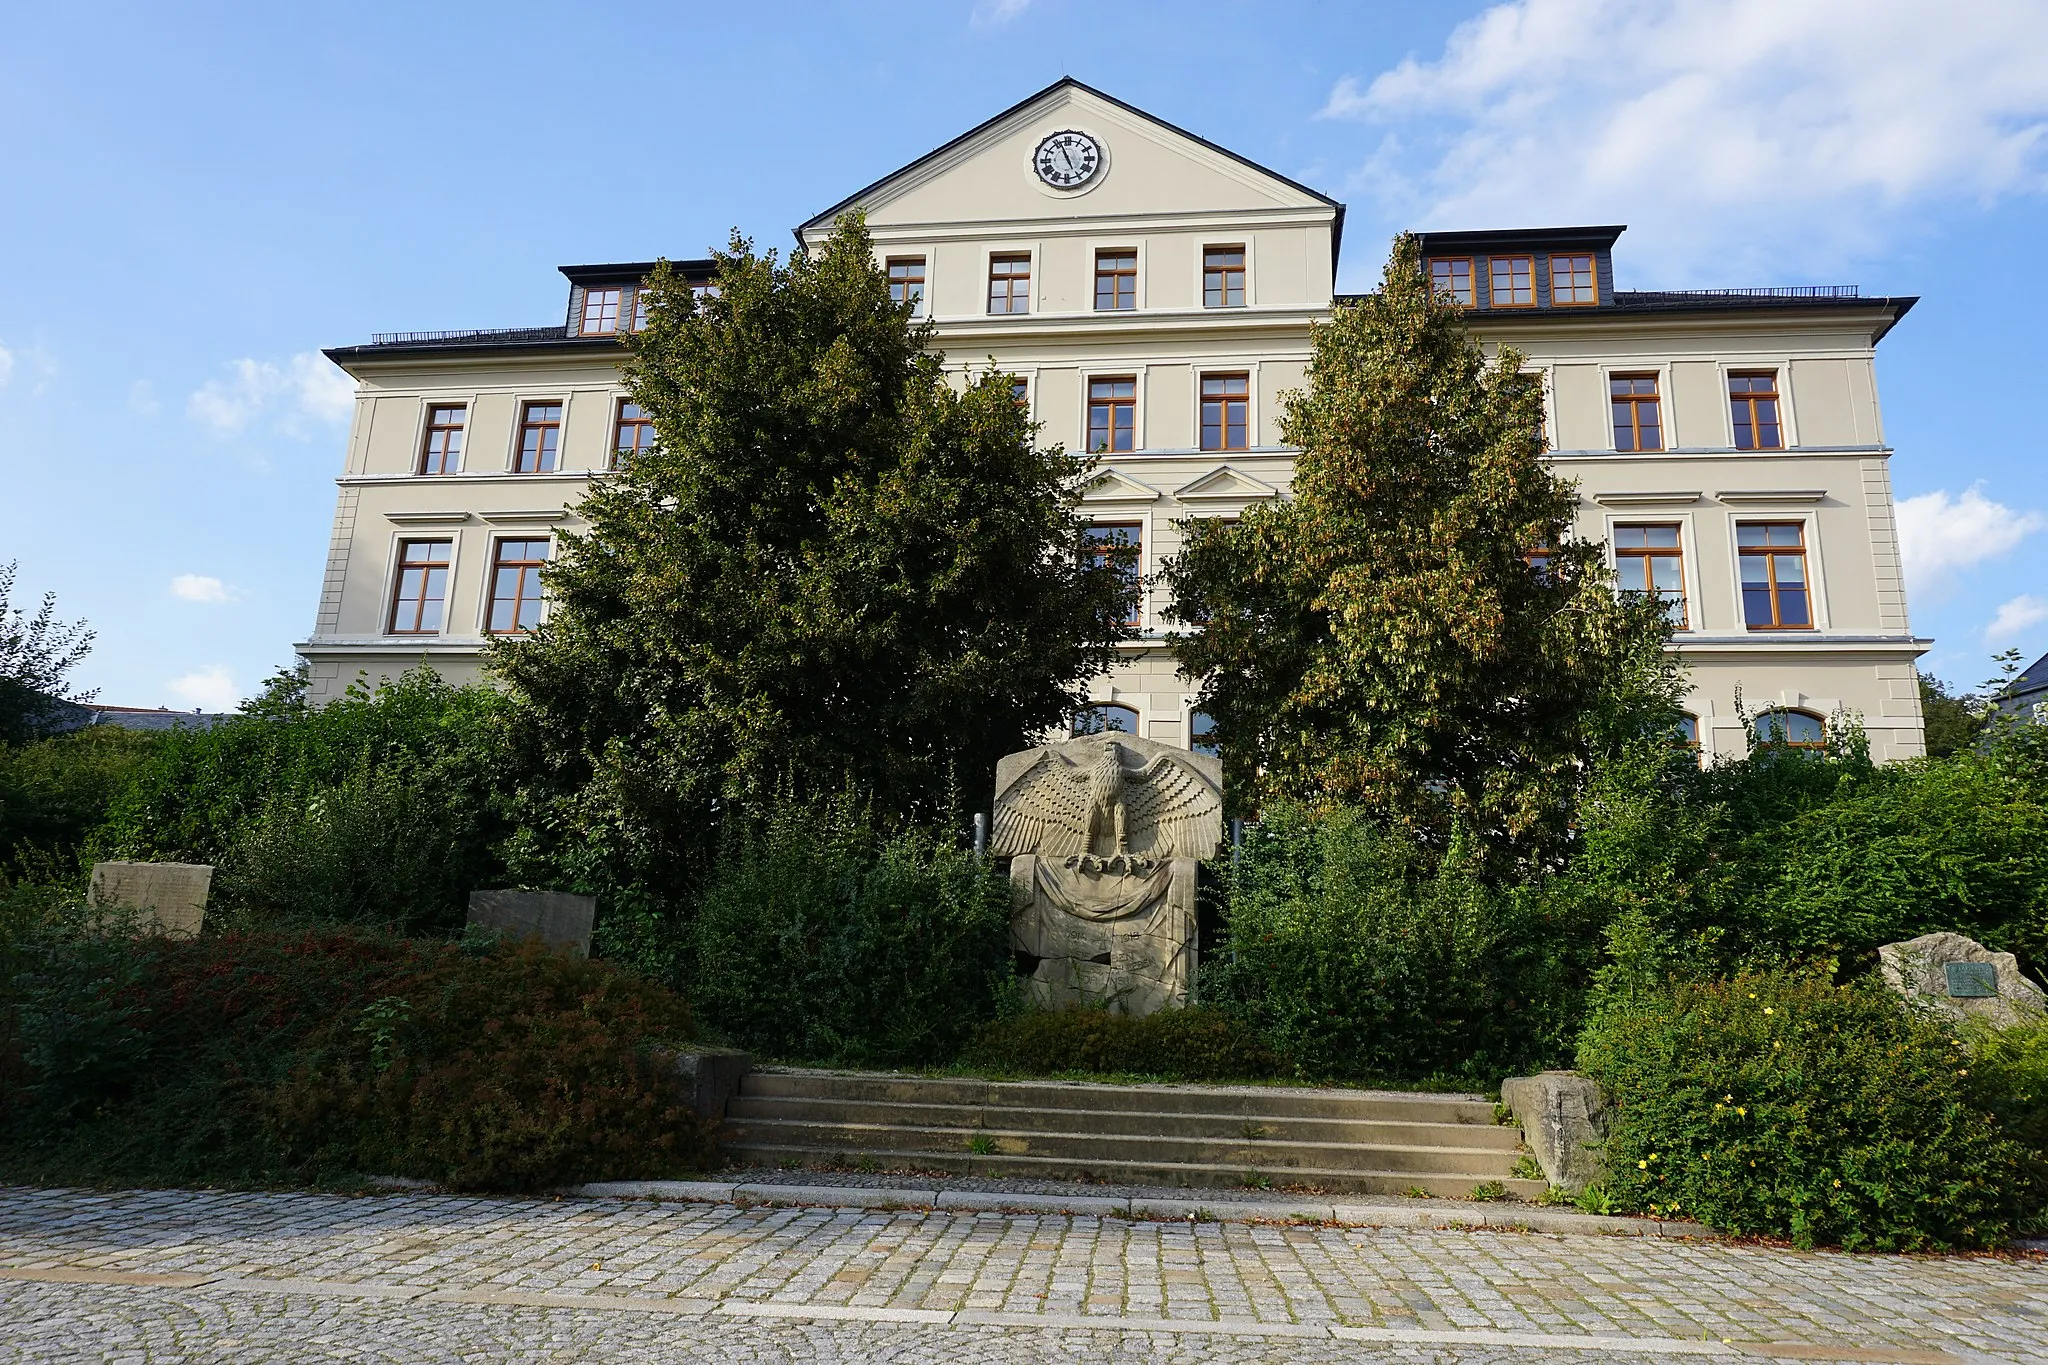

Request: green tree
left=491, top=215, right=1129, bottom=896
left=0, top=561, right=95, bottom=745
left=1918, top=668, right=1986, bottom=758
left=1163, top=234, right=1679, bottom=859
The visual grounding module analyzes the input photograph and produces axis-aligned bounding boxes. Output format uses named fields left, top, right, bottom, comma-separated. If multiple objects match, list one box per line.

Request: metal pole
left=973, top=811, right=988, bottom=856
left=1230, top=818, right=1244, bottom=867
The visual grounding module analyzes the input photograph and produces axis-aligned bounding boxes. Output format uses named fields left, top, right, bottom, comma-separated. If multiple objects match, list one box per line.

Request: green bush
left=1204, top=806, right=1595, bottom=1080
left=1578, top=969, right=2040, bottom=1250
left=963, top=1007, right=1286, bottom=1081
left=688, top=802, right=1010, bottom=1066
left=0, top=725, right=161, bottom=869
left=1965, top=1019, right=2048, bottom=1156
left=0, top=928, right=712, bottom=1191
left=94, top=669, right=509, bottom=935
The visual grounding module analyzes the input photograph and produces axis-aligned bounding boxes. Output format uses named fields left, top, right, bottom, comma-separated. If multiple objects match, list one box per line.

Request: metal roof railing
left=1615, top=285, right=1860, bottom=301
left=366, top=326, right=569, bottom=346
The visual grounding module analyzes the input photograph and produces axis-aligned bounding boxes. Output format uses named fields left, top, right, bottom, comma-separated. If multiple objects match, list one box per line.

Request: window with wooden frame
left=418, top=404, right=465, bottom=475
left=1429, top=257, right=1475, bottom=306
left=632, top=289, right=651, bottom=331
left=1200, top=372, right=1250, bottom=451
left=387, top=539, right=452, bottom=635
left=1730, top=371, right=1784, bottom=449
left=613, top=400, right=654, bottom=466
left=514, top=401, right=563, bottom=473
left=1488, top=255, right=1536, bottom=307
left=487, top=538, right=550, bottom=635
left=1549, top=254, right=1598, bottom=305
left=1190, top=709, right=1220, bottom=758
left=1203, top=246, right=1246, bottom=307
left=1610, top=374, right=1663, bottom=452
left=988, top=254, right=1031, bottom=314
left=1082, top=522, right=1143, bottom=627
left=1738, top=522, right=1812, bottom=629
left=1095, top=250, right=1137, bottom=311
left=579, top=287, right=623, bottom=336
left=1673, top=713, right=1701, bottom=751
left=1010, top=378, right=1029, bottom=409
left=1522, top=540, right=1555, bottom=581
left=1755, top=709, right=1826, bottom=750
left=1072, top=702, right=1138, bottom=736
left=887, top=257, right=926, bottom=314
left=1614, top=523, right=1687, bottom=627
left=1087, top=376, right=1137, bottom=452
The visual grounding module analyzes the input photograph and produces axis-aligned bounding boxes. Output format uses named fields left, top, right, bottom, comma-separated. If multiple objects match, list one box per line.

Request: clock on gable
left=1033, top=130, right=1101, bottom=189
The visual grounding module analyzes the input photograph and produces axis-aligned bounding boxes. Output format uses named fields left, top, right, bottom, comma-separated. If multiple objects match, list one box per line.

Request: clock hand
left=1058, top=146, right=1075, bottom=174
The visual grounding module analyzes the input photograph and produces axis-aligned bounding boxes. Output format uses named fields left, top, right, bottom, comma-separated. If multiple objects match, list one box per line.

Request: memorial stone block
left=87, top=861, right=212, bottom=938
left=1879, top=931, right=2047, bottom=1030
left=467, top=888, right=597, bottom=958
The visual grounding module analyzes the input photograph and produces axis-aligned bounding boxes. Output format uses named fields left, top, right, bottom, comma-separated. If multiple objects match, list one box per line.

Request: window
left=1084, top=522, right=1143, bottom=627
left=1073, top=703, right=1138, bottom=736
left=1549, top=254, right=1597, bottom=305
left=887, top=257, right=926, bottom=314
left=1087, top=376, right=1136, bottom=452
left=1488, top=255, right=1536, bottom=307
left=1755, top=709, right=1826, bottom=750
left=1429, top=257, right=1475, bottom=306
left=1614, top=523, right=1687, bottom=627
left=1523, top=541, right=1554, bottom=579
left=387, top=539, right=451, bottom=635
left=1611, top=374, right=1663, bottom=452
left=1738, top=522, right=1811, bottom=629
left=515, top=402, right=563, bottom=473
left=633, top=290, right=651, bottom=331
left=1673, top=714, right=1701, bottom=751
left=487, top=538, right=550, bottom=635
left=418, top=404, right=465, bottom=476
left=1190, top=710, right=1220, bottom=758
left=613, top=400, right=654, bottom=465
left=1095, top=250, right=1137, bottom=311
left=1730, top=372, right=1783, bottom=450
left=579, top=287, right=622, bottom=336
left=689, top=282, right=720, bottom=303
left=1010, top=378, right=1029, bottom=409
left=988, top=254, right=1031, bottom=314
left=1200, top=373, right=1250, bottom=451
left=1204, top=247, right=1245, bottom=307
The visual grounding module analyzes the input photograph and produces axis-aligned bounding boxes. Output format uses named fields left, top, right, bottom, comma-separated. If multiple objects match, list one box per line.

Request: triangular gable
left=1080, top=468, right=1161, bottom=503
left=797, top=77, right=1343, bottom=249
left=1174, top=465, right=1279, bottom=502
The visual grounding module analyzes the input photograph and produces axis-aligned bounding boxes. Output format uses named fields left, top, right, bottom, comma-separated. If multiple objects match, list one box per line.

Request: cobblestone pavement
left=1, top=1185, right=2044, bottom=1363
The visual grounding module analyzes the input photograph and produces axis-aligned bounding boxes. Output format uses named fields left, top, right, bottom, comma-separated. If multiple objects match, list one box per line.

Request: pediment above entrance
left=1080, top=468, right=1162, bottom=504
left=1174, top=465, right=1279, bottom=502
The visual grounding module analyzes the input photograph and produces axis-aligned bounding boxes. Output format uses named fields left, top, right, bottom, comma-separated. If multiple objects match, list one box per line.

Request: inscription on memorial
left=1945, top=961, right=1998, bottom=999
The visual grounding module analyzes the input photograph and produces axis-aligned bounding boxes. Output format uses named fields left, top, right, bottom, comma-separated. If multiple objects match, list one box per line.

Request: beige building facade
left=309, top=79, right=1926, bottom=762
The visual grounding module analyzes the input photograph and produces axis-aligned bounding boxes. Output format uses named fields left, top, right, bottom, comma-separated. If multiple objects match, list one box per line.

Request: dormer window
left=1429, top=258, right=1474, bottom=306
left=580, top=287, right=623, bottom=335
left=1488, top=256, right=1536, bottom=307
left=1549, top=254, right=1597, bottom=305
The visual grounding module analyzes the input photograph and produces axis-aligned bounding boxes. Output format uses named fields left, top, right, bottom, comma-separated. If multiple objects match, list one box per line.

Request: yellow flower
left=1958, top=1069, right=1969, bottom=1077
left=1832, top=1180, right=1841, bottom=1188
left=1723, top=1094, right=1734, bottom=1103
left=1736, top=1107, right=1747, bottom=1116
left=1638, top=1160, right=1649, bottom=1169
left=1763, top=1007, right=1774, bottom=1016
left=1747, top=993, right=1757, bottom=1000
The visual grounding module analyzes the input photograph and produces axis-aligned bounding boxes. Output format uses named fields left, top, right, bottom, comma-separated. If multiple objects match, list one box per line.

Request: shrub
left=687, top=802, right=1010, bottom=1066
left=94, top=669, right=508, bottom=935
left=1204, top=806, right=1596, bottom=1080
left=0, top=725, right=161, bottom=868
left=963, top=1007, right=1286, bottom=1081
left=1964, top=1019, right=2048, bottom=1156
left=0, top=928, right=712, bottom=1192
left=1578, top=969, right=2040, bottom=1250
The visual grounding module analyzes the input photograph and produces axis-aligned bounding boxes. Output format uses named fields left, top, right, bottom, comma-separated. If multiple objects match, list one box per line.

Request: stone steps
left=719, top=1070, right=1542, bottom=1200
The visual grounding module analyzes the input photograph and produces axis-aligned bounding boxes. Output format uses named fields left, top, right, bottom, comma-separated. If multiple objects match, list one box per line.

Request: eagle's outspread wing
left=1121, top=754, right=1224, bottom=859
left=990, top=750, right=1092, bottom=856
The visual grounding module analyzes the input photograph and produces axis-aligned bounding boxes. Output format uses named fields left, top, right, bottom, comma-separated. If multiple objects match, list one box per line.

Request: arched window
left=1190, top=710, right=1220, bottom=758
left=1073, top=703, right=1138, bottom=737
left=1755, top=709, right=1826, bottom=751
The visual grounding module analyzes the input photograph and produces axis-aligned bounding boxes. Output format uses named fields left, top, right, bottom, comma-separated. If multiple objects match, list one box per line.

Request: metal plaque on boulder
left=1944, top=961, right=1999, bottom=998
left=991, top=733, right=1222, bottom=1016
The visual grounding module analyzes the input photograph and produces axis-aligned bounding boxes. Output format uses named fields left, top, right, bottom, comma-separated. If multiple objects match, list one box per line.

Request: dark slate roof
left=2003, top=650, right=2048, bottom=703
left=1331, top=287, right=1917, bottom=340
left=793, top=76, right=1347, bottom=270
left=35, top=699, right=235, bottom=736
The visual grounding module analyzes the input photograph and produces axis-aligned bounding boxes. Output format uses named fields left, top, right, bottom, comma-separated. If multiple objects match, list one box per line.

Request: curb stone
left=560, top=1179, right=1725, bottom=1238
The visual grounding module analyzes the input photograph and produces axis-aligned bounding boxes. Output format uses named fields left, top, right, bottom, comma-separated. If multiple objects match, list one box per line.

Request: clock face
left=1034, top=130, right=1101, bottom=189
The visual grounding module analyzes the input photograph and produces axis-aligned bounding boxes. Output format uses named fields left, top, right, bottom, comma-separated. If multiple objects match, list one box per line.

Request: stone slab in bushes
left=1500, top=1071, right=1609, bottom=1194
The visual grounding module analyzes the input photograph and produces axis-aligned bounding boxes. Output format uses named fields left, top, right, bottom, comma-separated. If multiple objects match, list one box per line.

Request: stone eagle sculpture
left=991, top=734, right=1223, bottom=861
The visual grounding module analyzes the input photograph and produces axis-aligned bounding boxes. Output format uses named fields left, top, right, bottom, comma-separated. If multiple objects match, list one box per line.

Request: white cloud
left=165, top=665, right=240, bottom=713
left=1986, top=594, right=2048, bottom=644
left=0, top=341, right=13, bottom=388
left=971, top=0, right=1030, bottom=26
left=1896, top=485, right=2045, bottom=598
left=1324, top=0, right=2048, bottom=279
left=187, top=352, right=354, bottom=437
left=170, top=574, right=234, bottom=604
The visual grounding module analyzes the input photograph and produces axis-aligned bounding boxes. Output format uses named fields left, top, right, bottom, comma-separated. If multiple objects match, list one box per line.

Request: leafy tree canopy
left=1163, top=234, right=1679, bottom=860
left=491, top=214, right=1130, bottom=893
left=0, top=561, right=96, bottom=746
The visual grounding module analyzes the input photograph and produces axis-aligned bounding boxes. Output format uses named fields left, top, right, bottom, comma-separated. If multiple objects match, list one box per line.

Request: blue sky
left=2, top=0, right=2043, bottom=710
